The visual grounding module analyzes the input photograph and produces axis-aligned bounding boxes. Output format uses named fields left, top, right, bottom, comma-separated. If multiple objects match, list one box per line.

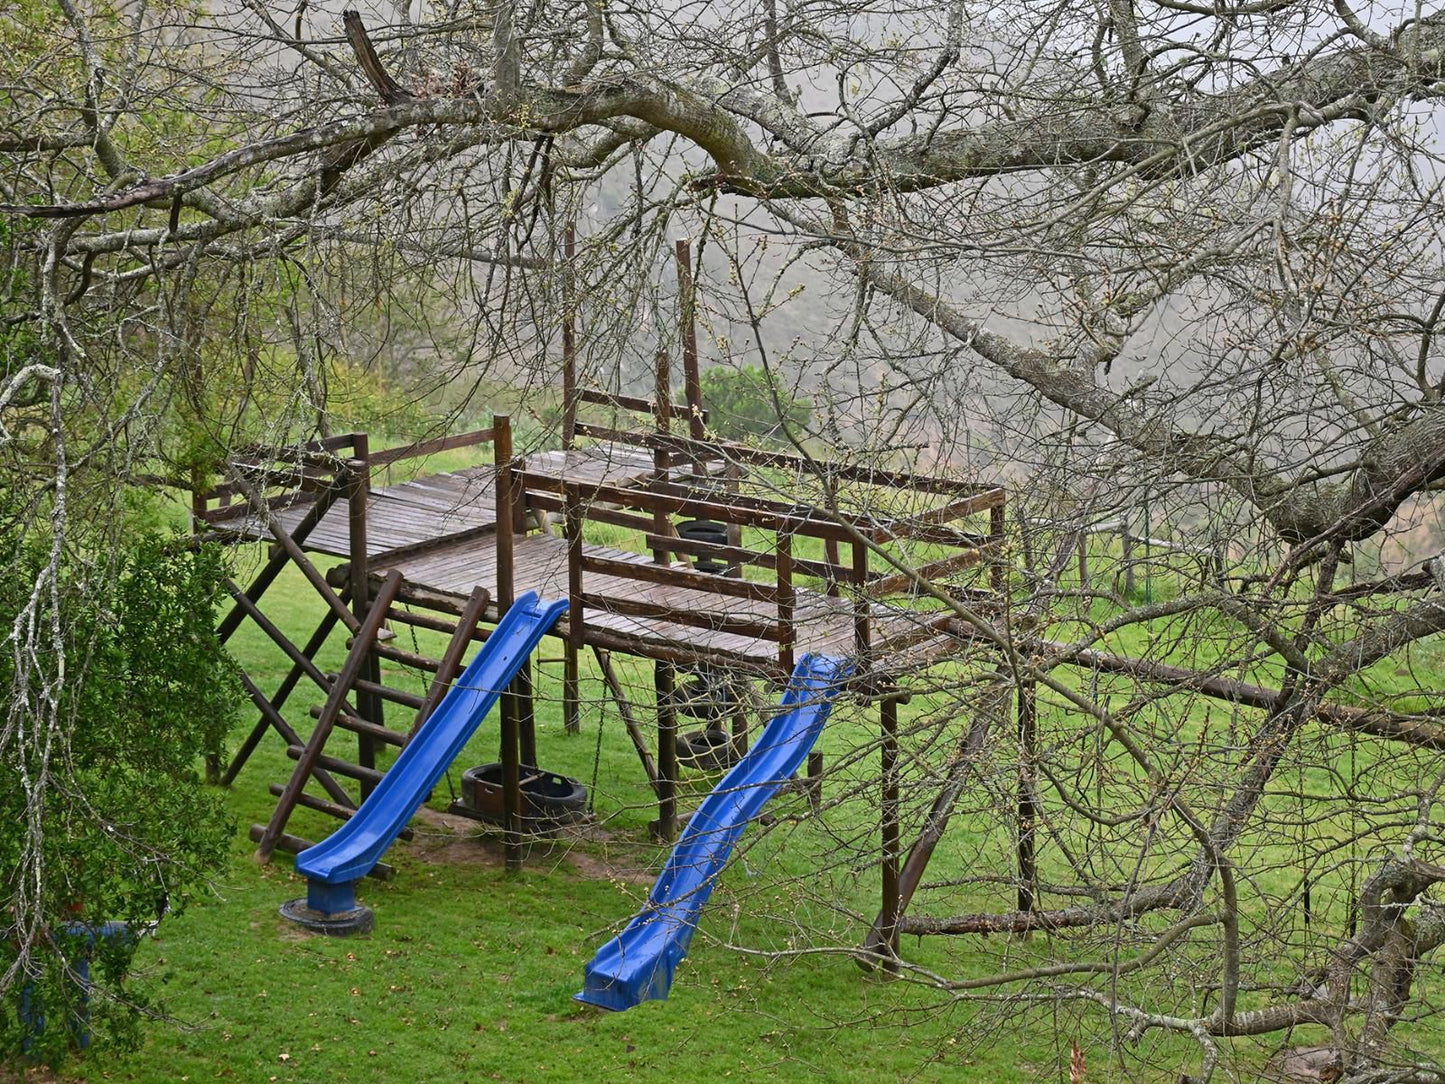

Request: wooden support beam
left=655, top=660, right=678, bottom=842
left=221, top=597, right=349, bottom=787
left=879, top=693, right=901, bottom=973
left=223, top=577, right=354, bottom=708
left=346, top=443, right=381, bottom=796
left=374, top=641, right=443, bottom=673
left=352, top=677, right=425, bottom=710
left=591, top=646, right=660, bottom=796
left=267, top=783, right=413, bottom=841
left=675, top=238, right=707, bottom=447
left=256, top=569, right=403, bottom=862
left=226, top=465, right=359, bottom=635
left=858, top=676, right=1012, bottom=966
left=493, top=414, right=524, bottom=873
left=285, top=745, right=387, bottom=786
left=230, top=668, right=354, bottom=807
left=562, top=222, right=577, bottom=449
left=1017, top=680, right=1038, bottom=915
left=409, top=585, right=490, bottom=740
left=308, top=704, right=408, bottom=747
left=215, top=481, right=342, bottom=644
left=777, top=529, right=795, bottom=674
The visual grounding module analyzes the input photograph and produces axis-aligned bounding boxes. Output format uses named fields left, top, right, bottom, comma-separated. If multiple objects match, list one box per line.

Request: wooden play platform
left=198, top=383, right=1003, bottom=969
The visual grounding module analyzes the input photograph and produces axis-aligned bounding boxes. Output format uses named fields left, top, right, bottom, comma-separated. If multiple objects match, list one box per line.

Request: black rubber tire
left=279, top=898, right=375, bottom=937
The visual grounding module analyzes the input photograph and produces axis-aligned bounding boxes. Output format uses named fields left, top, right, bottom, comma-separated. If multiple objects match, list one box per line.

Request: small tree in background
left=700, top=365, right=812, bottom=445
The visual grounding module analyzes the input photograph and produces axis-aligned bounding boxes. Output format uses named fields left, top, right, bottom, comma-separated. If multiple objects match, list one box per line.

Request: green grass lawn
left=33, top=525, right=1445, bottom=1083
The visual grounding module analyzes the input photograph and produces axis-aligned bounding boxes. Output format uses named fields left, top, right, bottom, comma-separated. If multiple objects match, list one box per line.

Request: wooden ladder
left=252, top=578, right=490, bottom=866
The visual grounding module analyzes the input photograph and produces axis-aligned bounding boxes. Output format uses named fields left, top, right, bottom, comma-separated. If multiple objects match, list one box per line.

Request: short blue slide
left=296, top=591, right=568, bottom=915
left=576, top=653, right=850, bottom=1012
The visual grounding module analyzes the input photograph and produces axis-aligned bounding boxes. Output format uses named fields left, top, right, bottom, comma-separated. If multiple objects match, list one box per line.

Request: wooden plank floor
left=207, top=442, right=682, bottom=559
left=375, top=532, right=959, bottom=672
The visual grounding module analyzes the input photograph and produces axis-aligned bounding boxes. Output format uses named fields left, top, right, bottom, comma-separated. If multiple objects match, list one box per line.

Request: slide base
left=280, top=897, right=374, bottom=937
left=308, top=877, right=358, bottom=915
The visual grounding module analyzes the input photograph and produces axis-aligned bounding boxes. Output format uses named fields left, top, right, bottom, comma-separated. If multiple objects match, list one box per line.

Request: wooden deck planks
left=212, top=440, right=981, bottom=670
left=208, top=442, right=679, bottom=558
left=372, top=532, right=941, bottom=669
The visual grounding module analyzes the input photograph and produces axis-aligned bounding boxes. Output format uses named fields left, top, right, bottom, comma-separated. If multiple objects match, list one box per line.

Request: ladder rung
left=285, top=745, right=385, bottom=785
left=309, top=704, right=407, bottom=746
left=352, top=677, right=425, bottom=709
left=372, top=642, right=442, bottom=673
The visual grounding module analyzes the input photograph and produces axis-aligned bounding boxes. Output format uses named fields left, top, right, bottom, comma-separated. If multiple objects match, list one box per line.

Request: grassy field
left=27, top=490, right=1445, bottom=1083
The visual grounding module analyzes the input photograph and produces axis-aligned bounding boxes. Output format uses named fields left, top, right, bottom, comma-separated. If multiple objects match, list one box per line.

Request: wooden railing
left=504, top=449, right=1005, bottom=675
left=193, top=425, right=497, bottom=529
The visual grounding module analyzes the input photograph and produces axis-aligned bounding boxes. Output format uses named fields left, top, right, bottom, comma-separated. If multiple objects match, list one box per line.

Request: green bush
left=0, top=531, right=239, bottom=1064
left=699, top=365, right=812, bottom=444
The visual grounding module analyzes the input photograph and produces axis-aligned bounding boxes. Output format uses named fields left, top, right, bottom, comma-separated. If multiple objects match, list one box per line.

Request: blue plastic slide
left=296, top=591, right=569, bottom=914
left=576, top=653, right=851, bottom=1012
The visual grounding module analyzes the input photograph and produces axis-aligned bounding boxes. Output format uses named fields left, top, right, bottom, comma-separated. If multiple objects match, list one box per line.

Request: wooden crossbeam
left=408, top=585, right=490, bottom=740
left=255, top=569, right=403, bottom=862
left=592, top=645, right=661, bottom=797
left=222, top=597, right=349, bottom=786
left=226, top=465, right=360, bottom=635
left=216, top=480, right=342, bottom=645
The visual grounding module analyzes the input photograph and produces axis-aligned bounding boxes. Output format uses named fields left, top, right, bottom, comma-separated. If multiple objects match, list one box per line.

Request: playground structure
left=194, top=237, right=1376, bottom=1008
left=197, top=238, right=1009, bottom=980
left=200, top=402, right=1007, bottom=955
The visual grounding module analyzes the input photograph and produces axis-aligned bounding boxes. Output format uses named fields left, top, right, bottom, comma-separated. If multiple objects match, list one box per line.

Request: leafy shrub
left=0, top=532, right=239, bottom=1063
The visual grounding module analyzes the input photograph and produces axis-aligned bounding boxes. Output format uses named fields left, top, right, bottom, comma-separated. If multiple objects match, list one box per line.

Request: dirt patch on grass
left=563, top=849, right=656, bottom=888
left=0, top=1066, right=66, bottom=1083
left=274, top=920, right=319, bottom=942
left=404, top=808, right=656, bottom=886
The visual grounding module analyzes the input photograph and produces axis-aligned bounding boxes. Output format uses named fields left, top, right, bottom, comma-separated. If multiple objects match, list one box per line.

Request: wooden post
left=494, top=414, right=523, bottom=871
left=777, top=528, right=795, bottom=676
left=1016, top=507, right=1035, bottom=576
left=562, top=221, right=578, bottom=450
left=879, top=692, right=901, bottom=972
left=192, top=466, right=222, bottom=782
left=256, top=569, right=403, bottom=862
left=565, top=485, right=585, bottom=736
left=1122, top=522, right=1137, bottom=596
left=824, top=538, right=842, bottom=598
left=675, top=239, right=706, bottom=469
left=989, top=502, right=1006, bottom=598
left=1017, top=679, right=1037, bottom=914
left=347, top=438, right=381, bottom=796
left=655, top=660, right=678, bottom=842
left=651, top=351, right=674, bottom=563
left=649, top=362, right=678, bottom=841
left=1076, top=530, right=1089, bottom=591
left=852, top=539, right=871, bottom=661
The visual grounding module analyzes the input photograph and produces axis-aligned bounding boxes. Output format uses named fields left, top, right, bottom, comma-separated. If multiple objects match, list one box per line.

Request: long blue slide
left=296, top=591, right=568, bottom=915
left=576, top=653, right=851, bottom=1012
